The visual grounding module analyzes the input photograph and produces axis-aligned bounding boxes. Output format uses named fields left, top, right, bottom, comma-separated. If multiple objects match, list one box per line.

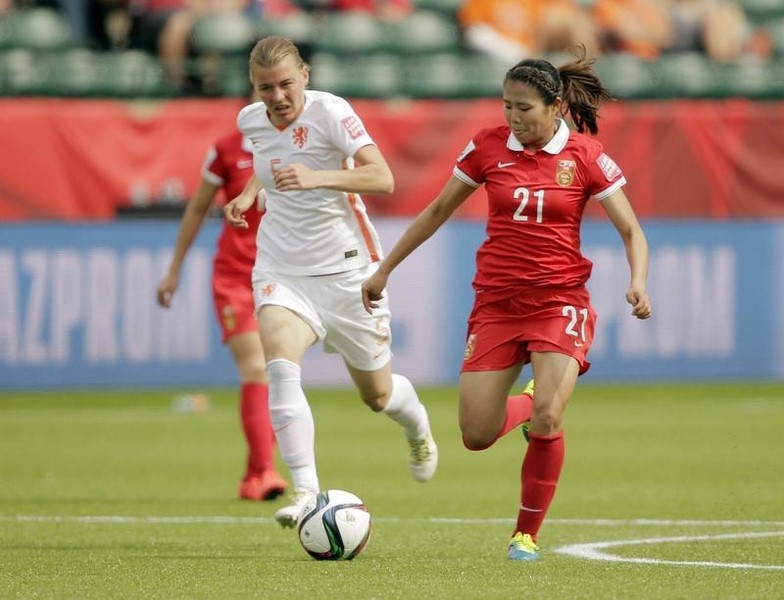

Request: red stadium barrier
left=0, top=98, right=782, bottom=220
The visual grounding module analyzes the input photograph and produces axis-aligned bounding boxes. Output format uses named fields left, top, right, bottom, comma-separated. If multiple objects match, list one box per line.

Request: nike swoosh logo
left=498, top=161, right=515, bottom=168
left=236, top=159, right=253, bottom=169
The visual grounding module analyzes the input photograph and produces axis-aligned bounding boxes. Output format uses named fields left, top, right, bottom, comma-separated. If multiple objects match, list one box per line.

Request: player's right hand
left=156, top=272, right=179, bottom=308
left=224, top=192, right=256, bottom=228
left=626, top=286, right=652, bottom=320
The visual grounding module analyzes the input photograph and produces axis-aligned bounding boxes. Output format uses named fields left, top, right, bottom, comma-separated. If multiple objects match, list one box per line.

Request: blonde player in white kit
left=224, top=36, right=438, bottom=528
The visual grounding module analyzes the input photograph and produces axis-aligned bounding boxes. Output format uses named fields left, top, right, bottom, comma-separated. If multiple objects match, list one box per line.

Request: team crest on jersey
left=261, top=283, right=276, bottom=297
left=341, top=116, right=365, bottom=140
left=597, top=153, right=622, bottom=181
left=556, top=160, right=576, bottom=186
left=221, top=306, right=236, bottom=332
left=457, top=140, right=476, bottom=163
left=463, top=333, right=477, bottom=360
left=292, top=126, right=308, bottom=148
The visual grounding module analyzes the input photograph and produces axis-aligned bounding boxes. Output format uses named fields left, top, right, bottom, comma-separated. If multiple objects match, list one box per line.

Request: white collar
left=506, top=118, right=570, bottom=154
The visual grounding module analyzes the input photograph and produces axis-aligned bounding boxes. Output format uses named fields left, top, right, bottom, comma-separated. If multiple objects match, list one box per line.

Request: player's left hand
left=626, top=287, right=652, bottom=320
left=273, top=164, right=320, bottom=191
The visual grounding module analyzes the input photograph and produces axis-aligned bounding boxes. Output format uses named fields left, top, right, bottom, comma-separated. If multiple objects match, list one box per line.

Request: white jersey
left=237, top=90, right=383, bottom=276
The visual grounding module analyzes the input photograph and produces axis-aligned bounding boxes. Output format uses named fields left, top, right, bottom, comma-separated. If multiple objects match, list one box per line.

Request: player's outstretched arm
left=362, top=176, right=475, bottom=313
left=157, top=178, right=219, bottom=308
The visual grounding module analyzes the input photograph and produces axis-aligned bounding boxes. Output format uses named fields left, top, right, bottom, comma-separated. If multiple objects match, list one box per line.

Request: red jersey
left=201, top=130, right=262, bottom=277
left=454, top=119, right=625, bottom=295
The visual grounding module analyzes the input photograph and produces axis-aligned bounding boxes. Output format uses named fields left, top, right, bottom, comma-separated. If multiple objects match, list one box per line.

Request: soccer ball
left=297, top=489, right=371, bottom=560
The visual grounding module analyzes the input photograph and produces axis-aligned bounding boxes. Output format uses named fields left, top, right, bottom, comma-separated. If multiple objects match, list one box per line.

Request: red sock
left=515, top=430, right=565, bottom=541
left=463, top=392, right=533, bottom=451
left=498, top=392, right=534, bottom=438
left=240, top=383, right=276, bottom=479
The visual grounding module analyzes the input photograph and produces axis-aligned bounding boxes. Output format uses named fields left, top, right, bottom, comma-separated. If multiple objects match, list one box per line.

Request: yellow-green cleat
left=408, top=431, right=438, bottom=482
left=508, top=532, right=540, bottom=561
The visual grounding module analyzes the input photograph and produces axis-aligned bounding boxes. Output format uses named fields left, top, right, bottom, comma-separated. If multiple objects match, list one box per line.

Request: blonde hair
left=249, top=35, right=310, bottom=73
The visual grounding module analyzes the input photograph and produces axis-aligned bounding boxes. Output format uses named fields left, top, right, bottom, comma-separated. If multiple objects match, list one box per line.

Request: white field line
left=4, top=515, right=783, bottom=570
left=2, top=515, right=784, bottom=527
left=554, top=530, right=784, bottom=570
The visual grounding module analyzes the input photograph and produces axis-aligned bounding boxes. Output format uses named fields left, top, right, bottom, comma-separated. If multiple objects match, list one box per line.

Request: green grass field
left=1, top=383, right=783, bottom=599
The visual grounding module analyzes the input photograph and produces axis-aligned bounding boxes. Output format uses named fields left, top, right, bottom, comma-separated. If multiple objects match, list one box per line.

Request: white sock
left=266, top=359, right=319, bottom=493
left=383, top=374, right=430, bottom=441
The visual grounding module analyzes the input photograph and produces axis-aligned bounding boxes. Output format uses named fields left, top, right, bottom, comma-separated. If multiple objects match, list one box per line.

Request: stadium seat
left=403, top=52, right=468, bottom=98
left=192, top=12, right=259, bottom=55
left=0, top=8, right=74, bottom=51
left=313, top=12, right=387, bottom=55
left=0, top=49, right=48, bottom=95
left=768, top=17, right=784, bottom=56
left=463, top=54, right=507, bottom=97
left=284, top=0, right=323, bottom=9
left=308, top=52, right=342, bottom=94
left=650, top=52, right=720, bottom=98
left=94, top=51, right=172, bottom=98
left=215, top=55, right=252, bottom=97
left=385, top=10, right=461, bottom=54
left=717, top=60, right=784, bottom=98
left=0, top=13, right=12, bottom=50
left=46, top=48, right=103, bottom=96
left=256, top=11, right=314, bottom=46
left=593, top=53, right=657, bottom=99
left=310, top=52, right=403, bottom=98
left=412, top=0, right=463, bottom=15
left=740, top=0, right=784, bottom=24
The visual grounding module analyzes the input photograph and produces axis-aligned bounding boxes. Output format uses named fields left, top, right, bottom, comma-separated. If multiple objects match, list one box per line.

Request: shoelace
left=409, top=438, right=431, bottom=463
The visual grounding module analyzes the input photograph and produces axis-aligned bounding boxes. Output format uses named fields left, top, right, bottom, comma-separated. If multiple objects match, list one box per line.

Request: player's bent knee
left=360, top=392, right=388, bottom=413
left=461, top=432, right=494, bottom=451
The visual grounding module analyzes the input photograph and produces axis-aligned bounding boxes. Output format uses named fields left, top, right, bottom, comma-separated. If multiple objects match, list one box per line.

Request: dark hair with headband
left=504, top=46, right=614, bottom=135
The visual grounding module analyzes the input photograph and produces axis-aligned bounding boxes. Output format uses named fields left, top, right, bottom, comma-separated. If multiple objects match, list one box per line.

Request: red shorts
left=212, top=272, right=258, bottom=343
left=461, top=286, right=596, bottom=375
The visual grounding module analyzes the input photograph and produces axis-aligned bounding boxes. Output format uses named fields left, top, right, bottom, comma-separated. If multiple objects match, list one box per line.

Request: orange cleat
left=238, top=470, right=288, bottom=501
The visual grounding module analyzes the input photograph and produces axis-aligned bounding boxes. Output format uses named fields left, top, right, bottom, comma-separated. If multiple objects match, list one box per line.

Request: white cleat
left=408, top=432, right=438, bottom=482
left=274, top=490, right=316, bottom=529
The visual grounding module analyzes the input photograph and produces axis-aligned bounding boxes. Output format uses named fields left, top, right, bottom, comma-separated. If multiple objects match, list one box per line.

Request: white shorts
left=252, top=263, right=393, bottom=371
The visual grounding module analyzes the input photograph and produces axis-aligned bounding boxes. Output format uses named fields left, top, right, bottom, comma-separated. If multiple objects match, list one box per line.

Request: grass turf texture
left=1, top=383, right=782, bottom=599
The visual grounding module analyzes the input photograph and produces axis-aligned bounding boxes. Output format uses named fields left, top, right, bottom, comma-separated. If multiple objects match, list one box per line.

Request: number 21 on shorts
left=562, top=305, right=588, bottom=347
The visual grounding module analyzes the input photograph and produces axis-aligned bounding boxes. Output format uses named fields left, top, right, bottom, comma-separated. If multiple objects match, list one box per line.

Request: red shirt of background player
left=202, top=130, right=263, bottom=340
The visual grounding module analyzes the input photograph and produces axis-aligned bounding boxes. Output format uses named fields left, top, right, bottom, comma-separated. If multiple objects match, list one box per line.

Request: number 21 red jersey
left=453, top=119, right=626, bottom=293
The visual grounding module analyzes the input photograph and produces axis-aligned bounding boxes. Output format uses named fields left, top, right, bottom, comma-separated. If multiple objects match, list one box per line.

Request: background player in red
left=157, top=119, right=286, bottom=502
left=362, top=46, right=652, bottom=560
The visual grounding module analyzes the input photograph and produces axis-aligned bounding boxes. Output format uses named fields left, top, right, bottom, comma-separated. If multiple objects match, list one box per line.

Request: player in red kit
left=157, top=126, right=287, bottom=502
left=362, top=46, right=652, bottom=560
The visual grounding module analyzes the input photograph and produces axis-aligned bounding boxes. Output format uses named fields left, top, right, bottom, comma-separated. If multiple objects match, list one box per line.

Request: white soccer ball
left=297, top=489, right=371, bottom=560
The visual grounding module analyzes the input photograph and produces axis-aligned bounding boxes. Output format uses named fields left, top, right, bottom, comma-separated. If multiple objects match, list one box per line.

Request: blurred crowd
left=0, top=0, right=775, bottom=95
left=458, top=0, right=772, bottom=64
